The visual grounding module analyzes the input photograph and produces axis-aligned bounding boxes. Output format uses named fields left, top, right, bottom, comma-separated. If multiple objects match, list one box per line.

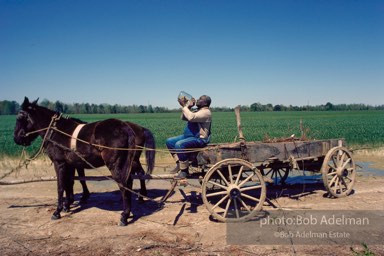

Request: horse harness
left=19, top=112, right=164, bottom=203
left=70, top=124, right=86, bottom=151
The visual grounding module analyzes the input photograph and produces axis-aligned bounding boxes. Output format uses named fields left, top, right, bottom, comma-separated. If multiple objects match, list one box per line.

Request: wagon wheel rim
left=321, top=146, right=356, bottom=198
left=202, top=158, right=266, bottom=222
left=261, top=167, right=290, bottom=185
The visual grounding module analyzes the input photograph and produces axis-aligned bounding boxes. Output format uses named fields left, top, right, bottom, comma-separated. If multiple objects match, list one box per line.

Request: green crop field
left=1, top=110, right=384, bottom=158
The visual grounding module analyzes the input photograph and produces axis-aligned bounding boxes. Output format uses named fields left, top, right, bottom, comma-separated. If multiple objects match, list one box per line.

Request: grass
left=2, top=110, right=384, bottom=158
left=350, top=243, right=376, bottom=256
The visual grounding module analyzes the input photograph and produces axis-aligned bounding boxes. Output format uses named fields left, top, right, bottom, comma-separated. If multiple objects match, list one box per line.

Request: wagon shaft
left=75, top=173, right=177, bottom=181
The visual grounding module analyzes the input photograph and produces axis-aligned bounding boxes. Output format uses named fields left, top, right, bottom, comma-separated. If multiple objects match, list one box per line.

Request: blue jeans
left=166, top=135, right=208, bottom=162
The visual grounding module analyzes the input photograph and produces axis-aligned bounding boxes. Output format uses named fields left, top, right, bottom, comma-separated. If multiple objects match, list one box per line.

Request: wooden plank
left=200, top=139, right=345, bottom=164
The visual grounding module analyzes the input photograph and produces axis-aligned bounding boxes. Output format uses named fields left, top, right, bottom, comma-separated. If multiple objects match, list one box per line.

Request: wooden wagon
left=163, top=107, right=356, bottom=223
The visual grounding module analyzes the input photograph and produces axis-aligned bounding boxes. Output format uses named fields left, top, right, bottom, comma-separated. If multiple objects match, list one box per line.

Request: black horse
left=75, top=121, right=156, bottom=203
left=14, top=97, right=155, bottom=226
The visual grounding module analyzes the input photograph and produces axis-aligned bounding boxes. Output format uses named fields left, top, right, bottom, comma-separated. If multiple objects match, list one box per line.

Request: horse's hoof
left=51, top=213, right=61, bottom=220
left=118, top=220, right=128, bottom=226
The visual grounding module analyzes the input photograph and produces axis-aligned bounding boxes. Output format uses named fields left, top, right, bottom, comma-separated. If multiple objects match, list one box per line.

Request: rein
left=25, top=113, right=62, bottom=161
left=22, top=113, right=205, bottom=170
left=3, top=113, right=63, bottom=178
left=14, top=113, right=206, bottom=205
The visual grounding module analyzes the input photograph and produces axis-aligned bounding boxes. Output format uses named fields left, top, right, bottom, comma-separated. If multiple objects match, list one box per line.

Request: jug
left=178, top=91, right=194, bottom=107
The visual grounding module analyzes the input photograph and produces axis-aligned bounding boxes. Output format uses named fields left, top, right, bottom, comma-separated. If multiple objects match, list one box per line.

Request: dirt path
left=1, top=154, right=383, bottom=256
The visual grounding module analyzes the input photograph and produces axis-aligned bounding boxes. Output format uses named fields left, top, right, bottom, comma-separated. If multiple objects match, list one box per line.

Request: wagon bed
left=199, top=138, right=342, bottom=165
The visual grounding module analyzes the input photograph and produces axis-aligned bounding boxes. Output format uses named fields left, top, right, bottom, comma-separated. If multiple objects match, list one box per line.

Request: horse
left=14, top=97, right=155, bottom=226
left=75, top=121, right=156, bottom=203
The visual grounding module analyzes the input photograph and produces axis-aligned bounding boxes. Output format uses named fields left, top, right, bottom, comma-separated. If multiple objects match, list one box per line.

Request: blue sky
left=1, top=0, right=383, bottom=108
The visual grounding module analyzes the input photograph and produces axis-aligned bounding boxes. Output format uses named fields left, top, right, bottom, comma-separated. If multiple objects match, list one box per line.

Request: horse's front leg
left=119, top=177, right=133, bottom=226
left=52, top=162, right=66, bottom=220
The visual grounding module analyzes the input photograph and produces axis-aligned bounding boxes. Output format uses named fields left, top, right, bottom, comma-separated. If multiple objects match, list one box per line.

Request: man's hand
left=178, top=97, right=188, bottom=107
left=188, top=98, right=196, bottom=108
left=178, top=97, right=195, bottom=108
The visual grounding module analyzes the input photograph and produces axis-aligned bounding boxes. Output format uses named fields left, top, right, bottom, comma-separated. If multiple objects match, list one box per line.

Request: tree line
left=1, top=99, right=383, bottom=115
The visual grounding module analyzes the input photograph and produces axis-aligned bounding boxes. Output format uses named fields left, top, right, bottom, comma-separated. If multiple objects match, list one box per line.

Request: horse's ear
left=32, top=98, right=39, bottom=105
left=21, top=97, right=30, bottom=109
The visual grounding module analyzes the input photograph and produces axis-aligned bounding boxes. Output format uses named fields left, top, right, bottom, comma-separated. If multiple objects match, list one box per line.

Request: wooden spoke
left=261, top=167, right=290, bottom=185
left=341, top=158, right=351, bottom=170
left=241, top=193, right=261, bottom=203
left=237, top=198, right=251, bottom=213
left=328, top=174, right=338, bottom=187
left=238, top=172, right=255, bottom=187
left=235, top=166, right=244, bottom=185
left=211, top=195, right=229, bottom=211
left=327, top=163, right=337, bottom=172
left=339, top=177, right=347, bottom=189
left=240, top=185, right=262, bottom=192
left=228, top=164, right=234, bottom=184
left=216, top=170, right=230, bottom=187
left=233, top=199, right=240, bottom=218
left=206, top=190, right=228, bottom=198
left=208, top=180, right=228, bottom=191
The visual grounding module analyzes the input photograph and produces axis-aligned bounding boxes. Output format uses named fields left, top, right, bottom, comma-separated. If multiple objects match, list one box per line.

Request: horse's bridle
left=17, top=110, right=62, bottom=138
left=17, top=110, right=35, bottom=126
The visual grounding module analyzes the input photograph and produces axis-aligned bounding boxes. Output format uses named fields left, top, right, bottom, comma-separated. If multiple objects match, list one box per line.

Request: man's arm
left=181, top=107, right=211, bottom=122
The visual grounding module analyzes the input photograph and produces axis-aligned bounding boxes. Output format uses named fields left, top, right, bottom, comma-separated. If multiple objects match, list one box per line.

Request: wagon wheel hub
left=228, top=184, right=241, bottom=199
left=336, top=167, right=348, bottom=178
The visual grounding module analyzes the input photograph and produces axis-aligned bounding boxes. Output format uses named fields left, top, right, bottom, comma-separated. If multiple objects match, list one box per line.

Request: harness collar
left=70, top=124, right=86, bottom=151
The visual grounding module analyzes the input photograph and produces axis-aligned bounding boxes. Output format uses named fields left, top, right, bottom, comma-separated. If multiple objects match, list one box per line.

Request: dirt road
left=1, top=153, right=383, bottom=256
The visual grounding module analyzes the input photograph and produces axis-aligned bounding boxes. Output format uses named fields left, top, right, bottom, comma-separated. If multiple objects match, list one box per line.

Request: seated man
left=166, top=94, right=212, bottom=179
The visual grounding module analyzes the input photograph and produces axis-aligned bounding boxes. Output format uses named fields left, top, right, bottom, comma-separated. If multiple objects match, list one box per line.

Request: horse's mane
left=21, top=97, right=87, bottom=124
left=69, top=117, right=87, bottom=124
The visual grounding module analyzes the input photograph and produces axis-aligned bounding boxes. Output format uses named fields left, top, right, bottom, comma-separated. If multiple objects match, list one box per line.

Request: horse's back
left=82, top=119, right=136, bottom=149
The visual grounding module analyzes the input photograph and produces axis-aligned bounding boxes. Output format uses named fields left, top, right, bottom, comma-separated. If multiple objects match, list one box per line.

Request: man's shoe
left=169, top=163, right=180, bottom=174
left=174, top=170, right=189, bottom=180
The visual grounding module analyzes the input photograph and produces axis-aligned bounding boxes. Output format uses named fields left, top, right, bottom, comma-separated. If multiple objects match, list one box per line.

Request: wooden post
left=234, top=105, right=245, bottom=142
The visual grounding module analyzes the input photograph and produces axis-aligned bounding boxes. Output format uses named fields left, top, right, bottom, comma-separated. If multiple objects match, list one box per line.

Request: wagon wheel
left=321, top=146, right=356, bottom=198
left=260, top=167, right=290, bottom=185
left=202, top=158, right=266, bottom=222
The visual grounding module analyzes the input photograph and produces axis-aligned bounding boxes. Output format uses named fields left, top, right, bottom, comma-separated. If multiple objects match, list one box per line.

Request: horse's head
left=13, top=97, right=40, bottom=146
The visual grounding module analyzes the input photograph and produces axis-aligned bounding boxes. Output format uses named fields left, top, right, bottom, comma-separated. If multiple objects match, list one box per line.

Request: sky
left=0, top=0, right=383, bottom=109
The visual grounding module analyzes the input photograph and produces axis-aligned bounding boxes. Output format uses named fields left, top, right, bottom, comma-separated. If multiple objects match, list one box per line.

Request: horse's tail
left=143, top=128, right=156, bottom=175
left=122, top=125, right=137, bottom=182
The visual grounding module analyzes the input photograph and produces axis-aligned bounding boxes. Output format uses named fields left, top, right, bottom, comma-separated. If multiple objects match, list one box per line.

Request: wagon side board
left=199, top=139, right=344, bottom=165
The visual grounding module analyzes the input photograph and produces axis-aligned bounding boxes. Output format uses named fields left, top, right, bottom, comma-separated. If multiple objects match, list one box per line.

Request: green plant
left=350, top=243, right=375, bottom=256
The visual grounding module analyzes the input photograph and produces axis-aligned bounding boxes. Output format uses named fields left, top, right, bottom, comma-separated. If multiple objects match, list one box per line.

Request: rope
left=10, top=114, right=208, bottom=206
left=1, top=114, right=61, bottom=180
left=27, top=114, right=61, bottom=161
left=23, top=113, right=210, bottom=155
left=49, top=126, right=206, bottom=154
left=25, top=127, right=49, bottom=136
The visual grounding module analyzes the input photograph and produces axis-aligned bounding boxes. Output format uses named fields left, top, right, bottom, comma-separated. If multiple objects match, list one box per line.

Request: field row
left=1, top=110, right=384, bottom=157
